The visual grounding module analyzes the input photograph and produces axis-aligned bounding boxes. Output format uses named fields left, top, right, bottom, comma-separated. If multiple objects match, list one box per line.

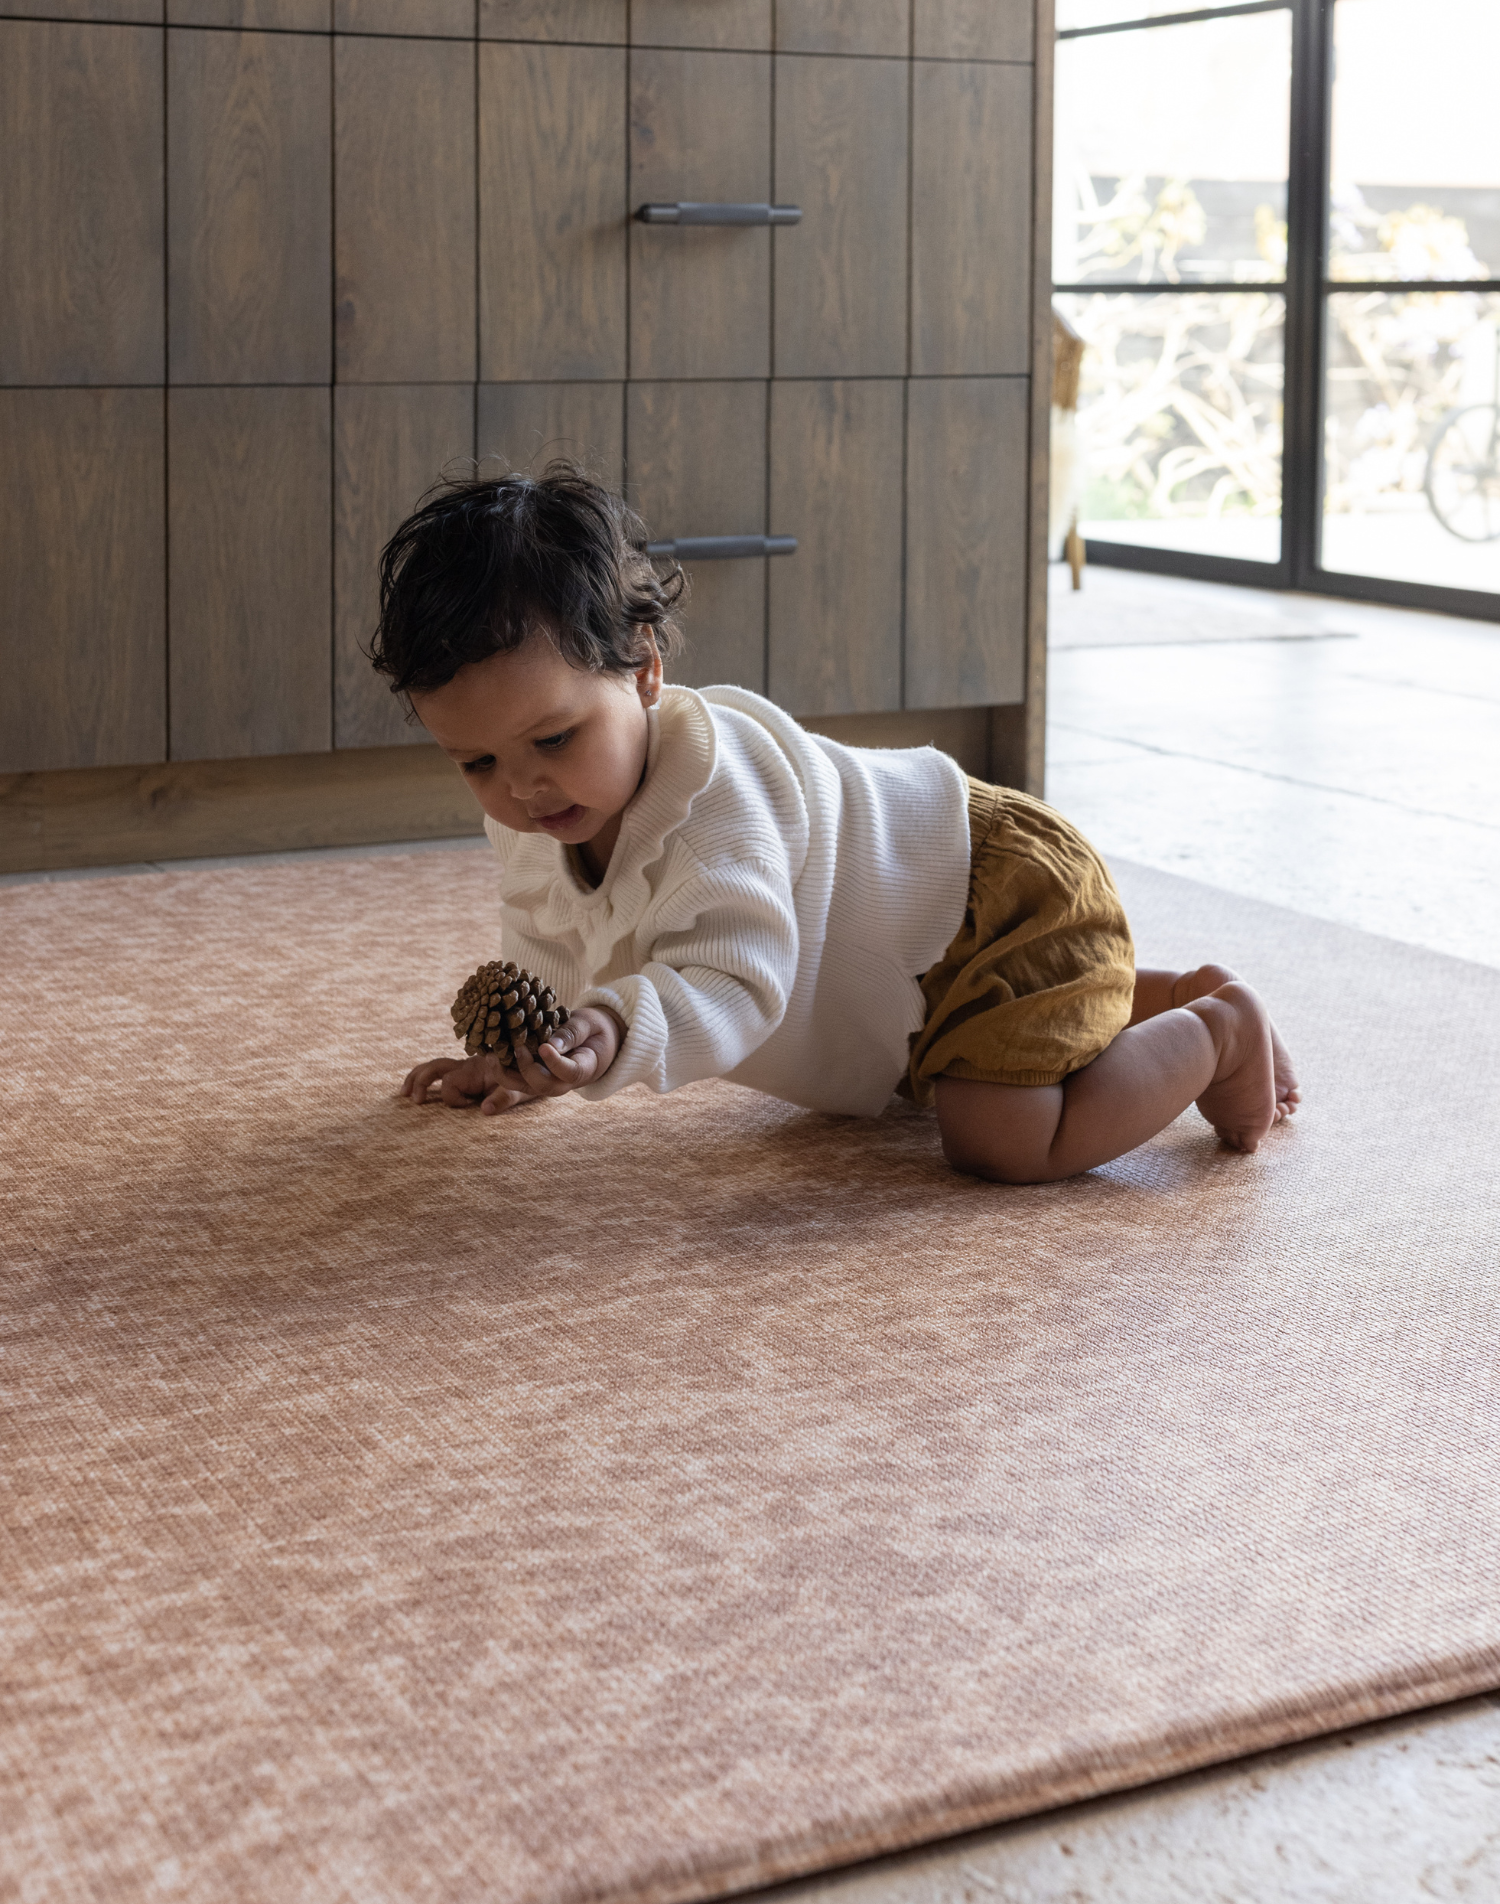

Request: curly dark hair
left=368, top=462, right=685, bottom=701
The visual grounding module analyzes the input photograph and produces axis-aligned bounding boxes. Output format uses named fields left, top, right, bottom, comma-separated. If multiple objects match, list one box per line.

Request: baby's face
left=411, top=633, right=662, bottom=850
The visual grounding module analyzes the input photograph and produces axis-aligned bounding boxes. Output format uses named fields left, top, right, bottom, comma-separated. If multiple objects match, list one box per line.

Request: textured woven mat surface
left=3, top=851, right=1498, bottom=1904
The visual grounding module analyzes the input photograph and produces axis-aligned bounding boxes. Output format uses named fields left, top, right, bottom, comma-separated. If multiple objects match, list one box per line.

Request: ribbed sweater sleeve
left=574, top=857, right=799, bottom=1099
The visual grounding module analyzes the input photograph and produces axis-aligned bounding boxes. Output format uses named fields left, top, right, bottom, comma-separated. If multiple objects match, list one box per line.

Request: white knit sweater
left=483, top=685, right=971, bottom=1117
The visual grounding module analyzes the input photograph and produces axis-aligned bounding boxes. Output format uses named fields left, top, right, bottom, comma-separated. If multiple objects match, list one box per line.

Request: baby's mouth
left=533, top=804, right=586, bottom=833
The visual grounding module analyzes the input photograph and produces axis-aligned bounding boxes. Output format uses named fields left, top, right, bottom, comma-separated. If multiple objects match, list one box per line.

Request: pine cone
left=450, top=961, right=571, bottom=1068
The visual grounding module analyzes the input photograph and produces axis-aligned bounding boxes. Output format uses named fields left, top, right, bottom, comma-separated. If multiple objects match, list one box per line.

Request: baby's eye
left=459, top=755, right=495, bottom=776
left=534, top=730, right=573, bottom=752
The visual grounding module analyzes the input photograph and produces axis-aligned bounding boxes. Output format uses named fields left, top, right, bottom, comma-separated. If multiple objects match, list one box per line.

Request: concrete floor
left=760, top=563, right=1500, bottom=1902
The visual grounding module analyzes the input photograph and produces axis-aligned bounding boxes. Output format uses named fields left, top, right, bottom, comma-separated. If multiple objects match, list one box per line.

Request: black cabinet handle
left=635, top=202, right=802, bottom=227
left=646, top=535, right=797, bottom=561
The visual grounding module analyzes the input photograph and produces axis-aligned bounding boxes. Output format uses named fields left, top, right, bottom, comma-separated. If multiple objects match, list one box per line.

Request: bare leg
left=1132, top=963, right=1300, bottom=1118
left=937, top=979, right=1285, bottom=1185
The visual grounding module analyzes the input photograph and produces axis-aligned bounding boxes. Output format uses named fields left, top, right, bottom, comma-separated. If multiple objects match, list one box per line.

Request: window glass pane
left=1056, top=289, right=1284, bottom=562
left=1322, top=290, right=1500, bottom=590
left=1054, top=12, right=1291, bottom=285
left=1330, top=0, right=1500, bottom=282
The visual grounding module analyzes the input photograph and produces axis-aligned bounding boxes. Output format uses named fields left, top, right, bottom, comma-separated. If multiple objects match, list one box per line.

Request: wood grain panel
left=0, top=21, right=162, bottom=385
left=773, top=54, right=906, bottom=378
left=478, top=383, right=624, bottom=485
left=1, top=749, right=481, bottom=875
left=335, top=386, right=476, bottom=751
left=168, top=0, right=328, bottom=25
left=0, top=390, right=164, bottom=775
left=904, top=378, right=1028, bottom=709
left=479, top=43, right=626, bottom=381
left=911, top=59, right=1031, bottom=375
left=0, top=0, right=161, bottom=18
left=336, top=37, right=475, bottom=383
left=168, top=30, right=330, bottom=385
left=337, top=0, right=472, bottom=32
left=774, top=0, right=906, bottom=55
left=631, top=0, right=769, bottom=48
left=913, top=0, right=1032, bottom=61
left=768, top=380, right=902, bottom=717
left=479, top=0, right=622, bottom=38
left=629, top=50, right=770, bottom=380
left=626, top=382, right=767, bottom=693
left=170, top=387, right=332, bottom=761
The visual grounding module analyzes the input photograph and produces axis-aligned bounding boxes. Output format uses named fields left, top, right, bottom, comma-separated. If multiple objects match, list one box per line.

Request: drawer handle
left=647, top=535, right=798, bottom=561
left=636, top=201, right=802, bottom=227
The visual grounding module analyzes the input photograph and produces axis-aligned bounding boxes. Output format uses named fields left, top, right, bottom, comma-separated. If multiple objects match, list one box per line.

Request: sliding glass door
left=1054, top=0, right=1500, bottom=618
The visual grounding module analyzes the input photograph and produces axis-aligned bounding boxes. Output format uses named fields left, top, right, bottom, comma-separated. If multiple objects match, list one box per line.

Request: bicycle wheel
left=1425, top=403, right=1500, bottom=542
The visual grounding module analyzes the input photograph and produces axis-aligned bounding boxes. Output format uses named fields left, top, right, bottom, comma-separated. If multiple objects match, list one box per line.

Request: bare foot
left=1270, top=1020, right=1301, bottom=1123
left=1174, top=963, right=1301, bottom=1129
left=1187, top=980, right=1278, bottom=1153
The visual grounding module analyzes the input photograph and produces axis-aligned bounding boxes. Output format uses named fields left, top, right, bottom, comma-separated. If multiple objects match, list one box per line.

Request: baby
left=382, top=466, right=1298, bottom=1184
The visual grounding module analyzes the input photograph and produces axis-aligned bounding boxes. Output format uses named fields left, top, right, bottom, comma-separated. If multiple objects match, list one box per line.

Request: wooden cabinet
left=168, top=29, right=330, bottom=384
left=337, top=0, right=471, bottom=31
left=335, top=36, right=475, bottom=383
left=479, top=42, right=627, bottom=382
left=768, top=381, right=904, bottom=717
left=774, top=0, right=908, bottom=56
left=479, top=0, right=622, bottom=40
left=478, top=383, right=625, bottom=487
left=169, top=388, right=332, bottom=761
left=912, top=60, right=1033, bottom=376
left=1, top=3, right=1050, bottom=854
left=335, top=385, right=476, bottom=750
left=632, top=1, right=770, bottom=49
left=0, top=390, right=165, bottom=774
left=914, top=0, right=1033, bottom=60
left=626, top=382, right=769, bottom=694
left=0, top=21, right=163, bottom=386
left=905, top=379, right=1029, bottom=710
left=773, top=55, right=908, bottom=380
left=628, top=50, right=771, bottom=381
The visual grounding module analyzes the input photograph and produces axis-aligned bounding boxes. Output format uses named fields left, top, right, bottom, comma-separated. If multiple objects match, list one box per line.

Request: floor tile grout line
left=1048, top=722, right=1500, bottom=834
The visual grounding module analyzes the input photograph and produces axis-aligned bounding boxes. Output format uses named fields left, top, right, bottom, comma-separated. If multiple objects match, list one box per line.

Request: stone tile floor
left=764, top=562, right=1500, bottom=1902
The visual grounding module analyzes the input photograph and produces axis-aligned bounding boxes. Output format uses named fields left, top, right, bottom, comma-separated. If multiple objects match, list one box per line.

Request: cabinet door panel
left=768, top=380, right=902, bottom=717
left=480, top=43, right=626, bottom=381
left=0, top=21, right=162, bottom=385
left=336, top=386, right=475, bottom=751
left=170, top=388, right=332, bottom=761
left=169, top=0, right=328, bottom=25
left=336, top=37, right=475, bottom=383
left=0, top=0, right=161, bottom=18
left=628, top=50, right=770, bottom=380
left=905, top=378, right=1027, bottom=709
left=478, top=383, right=624, bottom=486
left=337, top=0, right=472, bottom=31
left=480, top=0, right=622, bottom=38
left=169, top=29, right=330, bottom=384
left=631, top=0, right=769, bottom=49
left=0, top=390, right=165, bottom=773
left=626, top=382, right=766, bottom=693
left=774, top=54, right=906, bottom=378
left=911, top=59, right=1031, bottom=375
left=913, top=0, right=1032, bottom=61
left=774, top=0, right=906, bottom=54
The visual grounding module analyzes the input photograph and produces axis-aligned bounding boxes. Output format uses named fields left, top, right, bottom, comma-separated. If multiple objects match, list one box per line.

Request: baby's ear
left=635, top=629, right=663, bottom=706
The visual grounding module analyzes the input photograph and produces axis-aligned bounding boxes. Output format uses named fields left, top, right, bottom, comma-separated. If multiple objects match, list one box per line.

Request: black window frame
left=1055, top=0, right=1500, bottom=623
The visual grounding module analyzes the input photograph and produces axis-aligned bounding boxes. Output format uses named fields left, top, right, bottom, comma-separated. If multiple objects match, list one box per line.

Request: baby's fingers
left=403, top=1057, right=461, bottom=1101
left=537, top=1039, right=597, bottom=1085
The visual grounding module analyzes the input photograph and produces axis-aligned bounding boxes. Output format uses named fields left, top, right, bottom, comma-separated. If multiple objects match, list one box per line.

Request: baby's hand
left=401, top=1006, right=623, bottom=1116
